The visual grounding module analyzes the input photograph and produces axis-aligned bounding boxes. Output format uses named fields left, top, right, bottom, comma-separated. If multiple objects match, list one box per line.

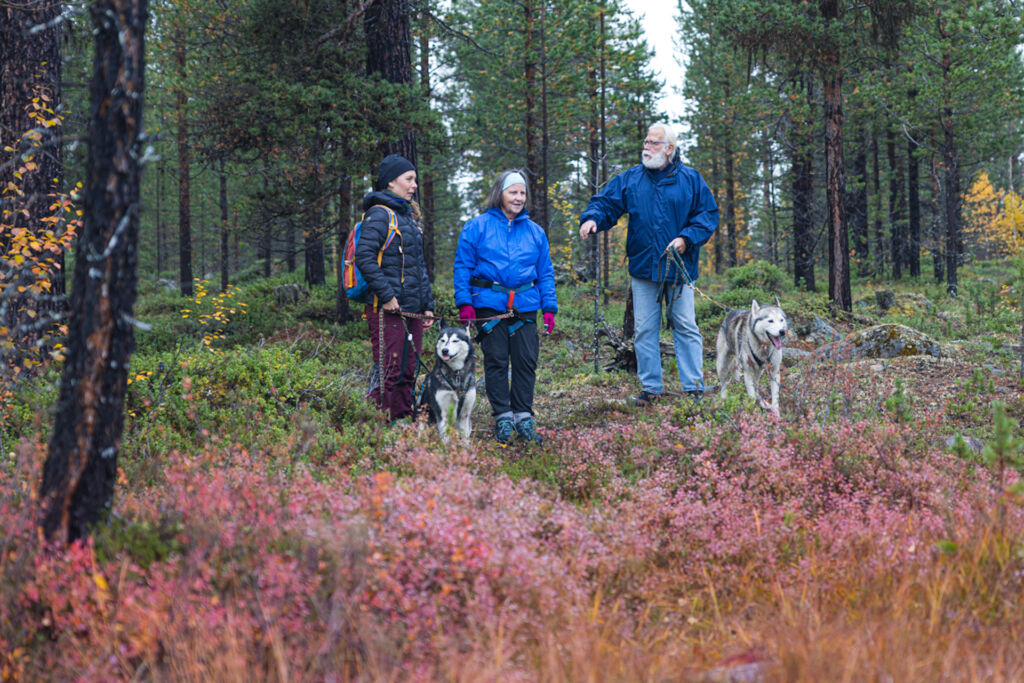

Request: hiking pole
left=592, top=228, right=600, bottom=373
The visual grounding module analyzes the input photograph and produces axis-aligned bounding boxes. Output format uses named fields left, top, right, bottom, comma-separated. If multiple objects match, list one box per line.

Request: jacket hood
left=362, top=190, right=411, bottom=214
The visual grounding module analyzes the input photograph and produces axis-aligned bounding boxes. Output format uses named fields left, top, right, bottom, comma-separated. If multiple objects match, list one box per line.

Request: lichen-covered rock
left=814, top=323, right=942, bottom=362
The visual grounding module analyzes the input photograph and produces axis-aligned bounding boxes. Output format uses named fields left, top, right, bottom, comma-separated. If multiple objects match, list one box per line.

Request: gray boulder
left=815, top=323, right=942, bottom=362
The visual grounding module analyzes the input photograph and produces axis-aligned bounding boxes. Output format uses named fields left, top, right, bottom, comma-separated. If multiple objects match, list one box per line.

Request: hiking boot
left=514, top=417, right=543, bottom=444
left=684, top=390, right=704, bottom=403
left=494, top=418, right=516, bottom=445
left=630, top=390, right=661, bottom=407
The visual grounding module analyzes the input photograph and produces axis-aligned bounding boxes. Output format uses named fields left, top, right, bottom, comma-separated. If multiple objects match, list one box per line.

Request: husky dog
left=419, top=326, right=477, bottom=440
left=716, top=298, right=788, bottom=416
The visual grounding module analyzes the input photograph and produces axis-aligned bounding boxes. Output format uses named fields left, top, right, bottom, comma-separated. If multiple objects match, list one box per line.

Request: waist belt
left=470, top=278, right=536, bottom=340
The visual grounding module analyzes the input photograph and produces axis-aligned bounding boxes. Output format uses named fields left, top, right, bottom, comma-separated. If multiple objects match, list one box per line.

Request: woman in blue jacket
left=454, top=170, right=557, bottom=445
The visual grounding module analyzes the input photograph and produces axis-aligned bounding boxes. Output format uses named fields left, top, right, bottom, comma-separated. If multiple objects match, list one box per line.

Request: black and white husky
left=419, top=326, right=477, bottom=440
left=716, top=298, right=788, bottom=416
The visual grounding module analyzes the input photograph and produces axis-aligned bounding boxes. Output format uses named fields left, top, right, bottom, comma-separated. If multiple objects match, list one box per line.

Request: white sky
left=624, top=0, right=689, bottom=131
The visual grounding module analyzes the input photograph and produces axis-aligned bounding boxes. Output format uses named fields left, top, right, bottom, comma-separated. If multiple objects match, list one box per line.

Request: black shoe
left=494, top=418, right=516, bottom=445
left=630, top=390, right=661, bottom=407
left=684, top=390, right=704, bottom=403
left=514, top=417, right=543, bottom=444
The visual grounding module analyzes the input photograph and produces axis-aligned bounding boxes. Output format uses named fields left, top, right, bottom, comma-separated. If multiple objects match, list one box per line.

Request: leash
left=662, top=246, right=733, bottom=314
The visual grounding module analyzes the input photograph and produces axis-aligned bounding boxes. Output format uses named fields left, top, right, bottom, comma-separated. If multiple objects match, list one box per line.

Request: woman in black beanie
left=354, top=154, right=435, bottom=421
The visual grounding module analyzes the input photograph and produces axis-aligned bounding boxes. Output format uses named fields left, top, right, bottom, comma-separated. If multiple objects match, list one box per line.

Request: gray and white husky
left=716, top=298, right=788, bottom=416
left=419, top=326, right=477, bottom=440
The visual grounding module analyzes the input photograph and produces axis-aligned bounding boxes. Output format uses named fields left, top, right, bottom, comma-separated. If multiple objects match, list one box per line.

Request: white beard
left=642, top=148, right=669, bottom=170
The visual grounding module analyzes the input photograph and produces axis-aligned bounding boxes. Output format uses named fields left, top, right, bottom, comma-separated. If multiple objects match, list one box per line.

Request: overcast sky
left=624, top=0, right=690, bottom=134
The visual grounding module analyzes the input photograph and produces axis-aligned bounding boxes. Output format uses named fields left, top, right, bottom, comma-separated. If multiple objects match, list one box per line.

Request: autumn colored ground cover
left=2, top=264, right=1023, bottom=681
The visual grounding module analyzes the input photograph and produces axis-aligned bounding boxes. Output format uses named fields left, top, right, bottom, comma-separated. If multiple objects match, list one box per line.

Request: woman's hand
left=382, top=297, right=401, bottom=313
left=423, top=310, right=435, bottom=330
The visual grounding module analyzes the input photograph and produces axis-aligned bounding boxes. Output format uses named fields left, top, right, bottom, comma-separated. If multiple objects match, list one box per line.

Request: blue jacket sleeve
left=535, top=228, right=558, bottom=314
left=679, top=173, right=718, bottom=249
left=453, top=218, right=478, bottom=308
left=579, top=171, right=627, bottom=232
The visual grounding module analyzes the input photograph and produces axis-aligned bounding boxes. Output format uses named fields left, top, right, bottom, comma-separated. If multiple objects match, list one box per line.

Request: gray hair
left=647, top=122, right=678, bottom=150
left=485, top=169, right=532, bottom=213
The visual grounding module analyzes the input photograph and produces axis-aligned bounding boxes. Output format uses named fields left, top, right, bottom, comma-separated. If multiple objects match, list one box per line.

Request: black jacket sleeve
left=353, top=207, right=395, bottom=304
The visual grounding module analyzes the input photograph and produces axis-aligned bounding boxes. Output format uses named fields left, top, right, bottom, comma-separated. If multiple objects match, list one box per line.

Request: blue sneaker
left=514, top=417, right=543, bottom=444
left=494, top=418, right=516, bottom=445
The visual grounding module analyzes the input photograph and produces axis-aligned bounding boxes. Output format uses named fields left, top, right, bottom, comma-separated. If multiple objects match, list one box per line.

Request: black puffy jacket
left=354, top=190, right=434, bottom=313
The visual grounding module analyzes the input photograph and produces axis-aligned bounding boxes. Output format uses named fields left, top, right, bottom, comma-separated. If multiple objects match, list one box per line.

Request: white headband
left=502, top=172, right=527, bottom=191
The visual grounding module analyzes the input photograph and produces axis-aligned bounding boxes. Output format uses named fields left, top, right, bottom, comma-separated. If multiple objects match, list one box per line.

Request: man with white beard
left=579, top=123, right=718, bottom=406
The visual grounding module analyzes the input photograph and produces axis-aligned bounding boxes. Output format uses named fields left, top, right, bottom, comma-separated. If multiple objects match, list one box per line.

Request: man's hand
left=667, top=237, right=687, bottom=254
left=579, top=220, right=597, bottom=239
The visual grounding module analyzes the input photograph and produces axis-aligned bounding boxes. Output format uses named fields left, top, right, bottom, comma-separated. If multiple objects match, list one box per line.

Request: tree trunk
left=850, top=126, right=869, bottom=276
left=928, top=154, right=944, bottom=283
left=823, top=63, right=850, bottom=311
left=0, top=0, right=64, bottom=350
left=365, top=0, right=417, bottom=165
left=907, top=135, right=921, bottom=277
left=724, top=130, right=738, bottom=268
left=600, top=3, right=609, bottom=304
left=523, top=0, right=542, bottom=230
left=305, top=122, right=326, bottom=287
left=887, top=126, right=907, bottom=279
left=940, top=39, right=960, bottom=298
left=219, top=158, right=229, bottom=292
left=175, top=30, right=192, bottom=297
left=417, top=6, right=435, bottom=280
left=336, top=177, right=352, bottom=323
left=792, top=142, right=815, bottom=291
left=872, top=129, right=885, bottom=276
left=763, top=129, right=779, bottom=266
left=40, top=0, right=148, bottom=543
left=711, top=152, right=724, bottom=274
left=286, top=219, right=296, bottom=273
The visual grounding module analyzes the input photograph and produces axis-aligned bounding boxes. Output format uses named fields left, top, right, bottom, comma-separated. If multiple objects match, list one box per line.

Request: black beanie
left=377, top=154, right=416, bottom=189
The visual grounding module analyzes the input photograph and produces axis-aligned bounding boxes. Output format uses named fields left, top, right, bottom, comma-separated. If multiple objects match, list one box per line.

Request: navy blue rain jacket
left=454, top=207, right=558, bottom=314
left=579, top=158, right=718, bottom=282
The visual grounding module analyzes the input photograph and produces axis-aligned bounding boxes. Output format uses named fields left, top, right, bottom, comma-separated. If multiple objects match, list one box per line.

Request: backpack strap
left=368, top=205, right=402, bottom=312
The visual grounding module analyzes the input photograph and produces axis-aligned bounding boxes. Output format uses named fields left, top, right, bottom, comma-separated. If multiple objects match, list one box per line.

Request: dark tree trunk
left=887, top=126, right=907, bottom=279
left=304, top=228, right=325, bottom=286
left=711, top=153, right=724, bottom=274
left=219, top=158, right=229, bottom=292
left=849, top=127, right=869, bottom=276
left=175, top=31, right=192, bottom=297
left=336, top=177, right=352, bottom=323
left=820, top=11, right=850, bottom=311
left=0, top=0, right=64, bottom=349
left=724, top=131, right=738, bottom=268
left=928, top=154, right=944, bottom=283
left=600, top=4, right=608, bottom=303
left=417, top=8, right=435, bottom=280
left=523, top=0, right=543, bottom=231
left=763, top=129, right=779, bottom=266
left=260, top=224, right=272, bottom=278
left=907, top=135, right=921, bottom=277
left=40, top=0, right=148, bottom=543
left=942, top=119, right=961, bottom=298
left=365, top=0, right=417, bottom=165
left=286, top=219, right=296, bottom=273
left=792, top=144, right=815, bottom=291
left=872, top=130, right=885, bottom=275
left=156, top=159, right=165, bottom=274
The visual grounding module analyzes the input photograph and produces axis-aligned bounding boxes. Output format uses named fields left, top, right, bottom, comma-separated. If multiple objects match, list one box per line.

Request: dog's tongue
left=771, top=335, right=783, bottom=350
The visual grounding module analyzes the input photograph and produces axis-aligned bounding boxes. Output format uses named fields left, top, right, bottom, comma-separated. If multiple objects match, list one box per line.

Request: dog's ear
left=774, top=295, right=782, bottom=308
left=750, top=299, right=760, bottom=316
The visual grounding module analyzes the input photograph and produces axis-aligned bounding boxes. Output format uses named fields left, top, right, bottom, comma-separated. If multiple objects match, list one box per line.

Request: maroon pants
left=366, top=307, right=424, bottom=421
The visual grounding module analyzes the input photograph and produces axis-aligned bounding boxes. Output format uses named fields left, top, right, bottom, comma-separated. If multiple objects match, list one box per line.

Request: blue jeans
left=631, top=277, right=704, bottom=394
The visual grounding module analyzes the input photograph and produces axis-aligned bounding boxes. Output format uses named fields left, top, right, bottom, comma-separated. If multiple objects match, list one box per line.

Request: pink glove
left=543, top=312, right=555, bottom=334
left=459, top=305, right=475, bottom=324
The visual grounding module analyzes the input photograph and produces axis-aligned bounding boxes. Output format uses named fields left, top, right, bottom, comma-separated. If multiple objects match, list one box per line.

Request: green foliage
left=884, top=378, right=914, bottom=424
left=726, top=260, right=787, bottom=293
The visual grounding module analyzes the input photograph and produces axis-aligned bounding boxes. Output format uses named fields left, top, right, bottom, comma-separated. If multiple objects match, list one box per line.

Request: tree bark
left=711, top=152, right=724, bottom=274
left=417, top=6, right=435, bottom=280
left=940, top=40, right=960, bottom=298
left=0, top=0, right=64, bottom=349
left=872, top=129, right=885, bottom=276
left=820, top=0, right=850, bottom=312
left=850, top=127, right=869, bottom=276
left=792, top=142, right=815, bottom=291
left=907, top=134, right=921, bottom=277
left=724, top=130, right=738, bottom=268
left=523, top=0, right=542, bottom=231
left=40, top=0, right=148, bottom=543
left=175, top=30, right=192, bottom=297
left=365, top=0, right=417, bottom=165
left=887, top=126, right=907, bottom=279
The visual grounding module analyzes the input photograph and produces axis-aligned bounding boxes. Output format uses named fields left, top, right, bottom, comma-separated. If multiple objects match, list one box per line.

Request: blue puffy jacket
left=580, top=157, right=718, bottom=282
left=454, top=207, right=558, bottom=314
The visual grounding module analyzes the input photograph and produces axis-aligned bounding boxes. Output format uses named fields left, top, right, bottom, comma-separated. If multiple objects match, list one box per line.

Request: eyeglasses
left=642, top=140, right=668, bottom=148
